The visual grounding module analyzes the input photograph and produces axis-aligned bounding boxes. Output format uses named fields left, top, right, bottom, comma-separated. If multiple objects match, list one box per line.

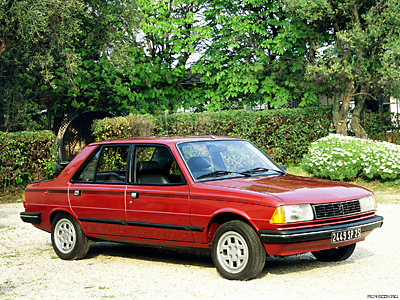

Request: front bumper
left=259, top=215, right=383, bottom=244
left=20, top=212, right=41, bottom=225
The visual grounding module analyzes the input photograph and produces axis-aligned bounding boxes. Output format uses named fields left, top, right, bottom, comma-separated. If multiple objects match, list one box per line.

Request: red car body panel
left=22, top=137, right=383, bottom=257
left=125, top=184, right=193, bottom=242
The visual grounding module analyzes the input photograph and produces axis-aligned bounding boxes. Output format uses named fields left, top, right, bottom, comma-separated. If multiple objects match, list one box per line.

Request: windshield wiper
left=196, top=168, right=284, bottom=180
left=241, top=167, right=286, bottom=175
left=197, top=170, right=251, bottom=180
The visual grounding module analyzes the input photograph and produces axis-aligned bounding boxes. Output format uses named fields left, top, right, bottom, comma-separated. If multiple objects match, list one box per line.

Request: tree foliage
left=0, top=0, right=84, bottom=131
left=1, top=0, right=210, bottom=132
left=111, top=0, right=210, bottom=113
left=2, top=0, right=400, bottom=139
left=0, top=0, right=143, bottom=132
left=285, top=0, right=400, bottom=138
left=41, top=0, right=142, bottom=133
left=192, top=0, right=325, bottom=110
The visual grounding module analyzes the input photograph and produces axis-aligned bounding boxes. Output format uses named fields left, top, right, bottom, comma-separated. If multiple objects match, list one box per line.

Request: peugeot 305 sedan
left=21, top=136, right=383, bottom=280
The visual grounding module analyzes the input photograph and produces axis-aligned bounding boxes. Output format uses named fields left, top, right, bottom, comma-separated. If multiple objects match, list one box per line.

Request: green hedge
left=92, top=114, right=155, bottom=142
left=92, top=107, right=332, bottom=164
left=361, top=111, right=400, bottom=144
left=154, top=107, right=333, bottom=164
left=0, top=131, right=55, bottom=201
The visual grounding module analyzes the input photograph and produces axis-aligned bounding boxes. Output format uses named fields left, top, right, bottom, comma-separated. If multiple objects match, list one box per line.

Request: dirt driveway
left=1, top=203, right=399, bottom=300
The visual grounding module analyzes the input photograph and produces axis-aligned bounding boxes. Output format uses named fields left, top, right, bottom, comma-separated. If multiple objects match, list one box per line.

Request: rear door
left=69, top=144, right=130, bottom=236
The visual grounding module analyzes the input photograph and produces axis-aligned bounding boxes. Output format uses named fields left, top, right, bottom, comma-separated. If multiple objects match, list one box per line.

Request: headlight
left=270, top=204, right=314, bottom=224
left=359, top=195, right=376, bottom=212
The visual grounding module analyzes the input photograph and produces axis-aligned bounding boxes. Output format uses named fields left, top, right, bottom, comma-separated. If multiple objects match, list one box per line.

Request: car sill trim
left=78, top=217, right=204, bottom=232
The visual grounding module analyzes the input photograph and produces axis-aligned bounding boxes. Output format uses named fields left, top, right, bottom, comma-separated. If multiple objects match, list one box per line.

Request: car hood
left=203, top=174, right=371, bottom=205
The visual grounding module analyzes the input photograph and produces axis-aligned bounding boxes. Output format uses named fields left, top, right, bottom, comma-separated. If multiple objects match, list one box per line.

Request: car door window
left=76, top=151, right=100, bottom=182
left=134, top=145, right=185, bottom=184
left=75, top=145, right=129, bottom=183
left=96, top=146, right=129, bottom=183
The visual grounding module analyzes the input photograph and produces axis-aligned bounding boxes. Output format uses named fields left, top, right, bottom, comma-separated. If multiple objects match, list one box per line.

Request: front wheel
left=51, top=213, right=91, bottom=260
left=211, top=220, right=266, bottom=280
left=312, top=244, right=356, bottom=262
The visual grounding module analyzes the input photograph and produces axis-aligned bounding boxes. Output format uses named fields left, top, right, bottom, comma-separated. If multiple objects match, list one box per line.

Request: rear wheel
left=211, top=220, right=266, bottom=280
left=51, top=213, right=91, bottom=260
left=312, top=244, right=356, bottom=262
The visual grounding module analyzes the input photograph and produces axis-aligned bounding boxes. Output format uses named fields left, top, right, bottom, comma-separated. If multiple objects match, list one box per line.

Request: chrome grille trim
left=313, top=200, right=361, bottom=219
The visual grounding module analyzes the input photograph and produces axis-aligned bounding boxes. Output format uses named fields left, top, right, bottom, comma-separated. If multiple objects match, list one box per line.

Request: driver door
left=125, top=144, right=194, bottom=242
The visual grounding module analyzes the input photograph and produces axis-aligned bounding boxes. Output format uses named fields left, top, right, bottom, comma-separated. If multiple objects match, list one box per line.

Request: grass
left=0, top=280, right=16, bottom=297
left=0, top=187, right=24, bottom=204
left=287, top=165, right=400, bottom=205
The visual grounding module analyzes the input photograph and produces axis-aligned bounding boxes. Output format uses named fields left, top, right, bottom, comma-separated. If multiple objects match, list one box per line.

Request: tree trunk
left=350, top=85, right=368, bottom=139
left=332, top=92, right=341, bottom=128
left=335, top=82, right=354, bottom=136
left=0, top=39, right=8, bottom=58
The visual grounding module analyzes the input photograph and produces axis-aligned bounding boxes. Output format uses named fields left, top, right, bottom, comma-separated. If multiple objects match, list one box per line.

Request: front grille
left=313, top=200, right=361, bottom=219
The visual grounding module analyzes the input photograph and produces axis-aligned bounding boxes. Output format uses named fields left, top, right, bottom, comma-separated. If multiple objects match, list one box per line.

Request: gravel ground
left=0, top=203, right=399, bottom=300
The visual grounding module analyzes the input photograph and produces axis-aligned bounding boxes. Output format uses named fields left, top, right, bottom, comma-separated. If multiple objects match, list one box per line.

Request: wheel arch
left=49, top=209, right=86, bottom=234
left=205, top=210, right=262, bottom=246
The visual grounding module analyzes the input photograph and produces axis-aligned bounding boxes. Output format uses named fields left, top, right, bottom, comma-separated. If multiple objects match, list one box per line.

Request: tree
left=286, top=0, right=400, bottom=138
left=47, top=0, right=142, bottom=133
left=118, top=0, right=209, bottom=113
left=1, top=0, right=209, bottom=132
left=0, top=0, right=143, bottom=132
left=0, top=0, right=83, bottom=131
left=192, top=0, right=327, bottom=111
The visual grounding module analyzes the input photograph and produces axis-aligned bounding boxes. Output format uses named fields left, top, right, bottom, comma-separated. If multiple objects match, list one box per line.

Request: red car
left=21, top=136, right=383, bottom=280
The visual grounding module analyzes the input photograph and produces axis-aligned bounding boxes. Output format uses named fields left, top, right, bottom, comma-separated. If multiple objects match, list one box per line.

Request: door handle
left=131, top=192, right=139, bottom=199
left=74, top=190, right=81, bottom=196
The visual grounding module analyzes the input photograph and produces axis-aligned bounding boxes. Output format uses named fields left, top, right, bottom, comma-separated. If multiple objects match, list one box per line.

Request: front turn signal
left=270, top=206, right=285, bottom=224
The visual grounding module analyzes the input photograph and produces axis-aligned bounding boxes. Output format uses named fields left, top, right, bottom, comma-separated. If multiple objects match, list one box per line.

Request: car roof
left=87, top=136, right=243, bottom=147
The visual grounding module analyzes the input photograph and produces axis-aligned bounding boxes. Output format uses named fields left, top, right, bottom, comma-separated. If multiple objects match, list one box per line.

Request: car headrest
left=187, top=156, right=211, bottom=171
left=137, top=161, right=161, bottom=174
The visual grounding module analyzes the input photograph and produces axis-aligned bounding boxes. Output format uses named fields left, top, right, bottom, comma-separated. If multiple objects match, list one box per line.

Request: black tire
left=51, top=213, right=91, bottom=260
left=211, top=220, right=266, bottom=280
left=312, top=244, right=356, bottom=262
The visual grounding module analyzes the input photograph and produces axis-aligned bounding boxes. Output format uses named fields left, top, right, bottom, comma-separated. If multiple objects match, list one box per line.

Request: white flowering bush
left=301, top=134, right=400, bottom=181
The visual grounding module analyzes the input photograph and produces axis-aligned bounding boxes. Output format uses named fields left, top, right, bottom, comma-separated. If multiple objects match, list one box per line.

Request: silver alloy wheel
left=216, top=230, right=249, bottom=274
left=54, top=218, right=76, bottom=254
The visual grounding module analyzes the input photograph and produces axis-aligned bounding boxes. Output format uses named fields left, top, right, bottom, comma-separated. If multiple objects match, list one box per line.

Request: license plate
left=331, top=227, right=361, bottom=243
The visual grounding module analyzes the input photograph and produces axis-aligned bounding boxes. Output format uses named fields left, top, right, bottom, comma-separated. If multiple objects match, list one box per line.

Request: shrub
left=361, top=111, right=400, bottom=144
left=0, top=131, right=55, bottom=201
left=301, top=134, right=400, bottom=181
left=154, top=106, right=332, bottom=164
left=92, top=113, right=156, bottom=141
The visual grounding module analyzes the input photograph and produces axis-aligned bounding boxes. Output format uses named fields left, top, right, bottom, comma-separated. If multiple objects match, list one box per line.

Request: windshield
left=177, top=140, right=284, bottom=181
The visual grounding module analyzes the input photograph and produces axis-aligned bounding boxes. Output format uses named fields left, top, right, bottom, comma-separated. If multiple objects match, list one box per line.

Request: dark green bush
left=361, top=111, right=400, bottom=144
left=92, top=114, right=155, bottom=141
left=0, top=131, right=55, bottom=201
left=90, top=107, right=400, bottom=165
left=155, top=107, right=333, bottom=164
